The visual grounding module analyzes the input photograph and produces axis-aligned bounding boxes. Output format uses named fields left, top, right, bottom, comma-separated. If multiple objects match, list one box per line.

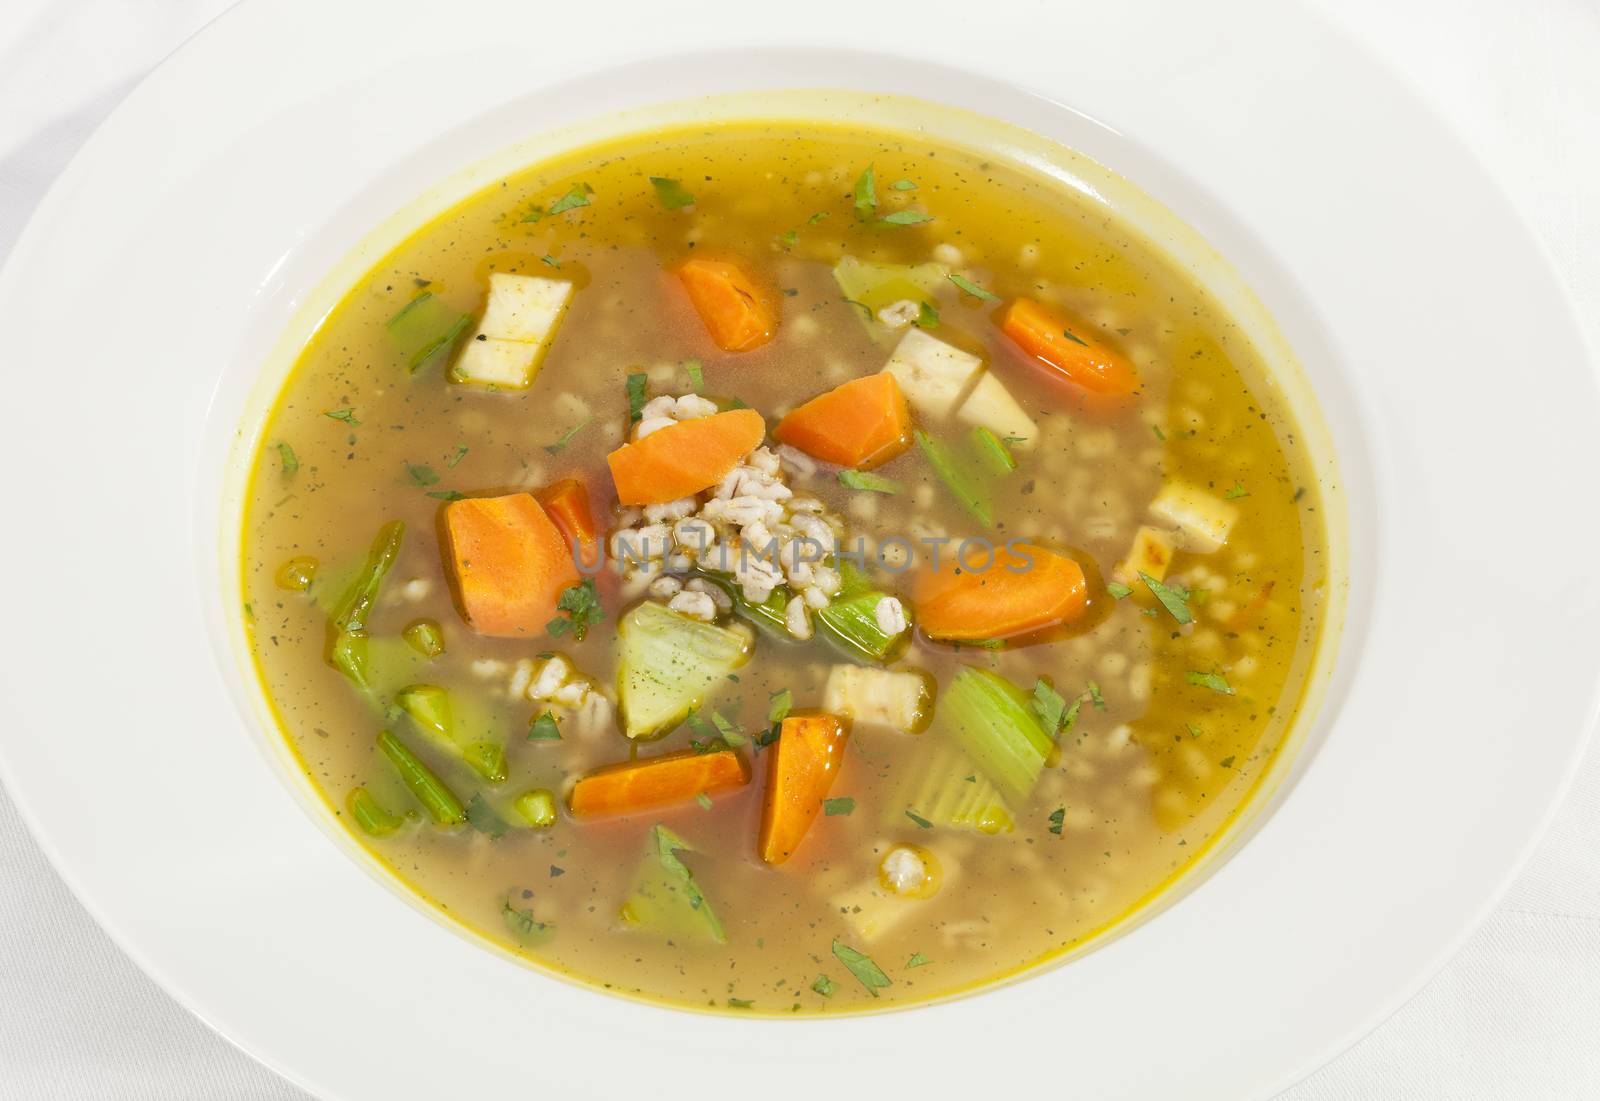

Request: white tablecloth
left=1, top=1, right=1596, bottom=1097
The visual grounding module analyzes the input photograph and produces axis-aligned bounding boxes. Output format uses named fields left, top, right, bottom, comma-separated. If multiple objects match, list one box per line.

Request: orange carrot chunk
left=536, top=478, right=601, bottom=570
left=773, top=374, right=913, bottom=470
left=569, top=748, right=751, bottom=818
left=759, top=713, right=851, bottom=865
left=912, top=542, right=1088, bottom=642
left=675, top=257, right=778, bottom=352
left=607, top=408, right=766, bottom=506
left=441, top=493, right=579, bottom=639
left=999, top=297, right=1138, bottom=398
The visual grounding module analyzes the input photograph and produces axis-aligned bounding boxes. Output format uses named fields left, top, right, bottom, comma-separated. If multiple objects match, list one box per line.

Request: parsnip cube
left=451, top=273, right=573, bottom=389
left=822, top=665, right=931, bottom=733
left=1149, top=482, right=1238, bottom=553
left=1113, top=525, right=1175, bottom=584
left=955, top=372, right=1037, bottom=450
left=880, top=329, right=983, bottom=419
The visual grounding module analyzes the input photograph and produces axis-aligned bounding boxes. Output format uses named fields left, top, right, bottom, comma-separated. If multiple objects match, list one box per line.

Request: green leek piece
left=346, top=787, right=404, bottom=837
left=618, top=825, right=726, bottom=944
left=896, top=740, right=1014, bottom=835
left=386, top=291, right=472, bottom=374
left=935, top=667, right=1053, bottom=807
left=395, top=684, right=506, bottom=783
left=832, top=256, right=947, bottom=315
left=616, top=602, right=752, bottom=739
left=376, top=730, right=466, bottom=825
left=914, top=430, right=993, bottom=528
left=816, top=590, right=908, bottom=662
left=969, top=426, right=1018, bottom=475
left=402, top=618, right=444, bottom=658
left=513, top=789, right=558, bottom=828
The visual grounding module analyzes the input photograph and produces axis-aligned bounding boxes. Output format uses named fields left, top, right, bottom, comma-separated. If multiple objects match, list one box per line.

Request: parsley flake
left=832, top=940, right=891, bottom=996
left=547, top=183, right=593, bottom=215
left=1186, top=670, right=1235, bottom=695
left=648, top=176, right=695, bottom=210
left=323, top=407, right=359, bottom=425
left=546, top=578, right=604, bottom=640
left=948, top=273, right=999, bottom=301
left=838, top=469, right=901, bottom=494
left=822, top=797, right=855, bottom=816
left=905, top=809, right=933, bottom=829
left=853, top=165, right=878, bottom=218
left=1140, top=572, right=1194, bottom=625
left=276, top=441, right=299, bottom=477
left=527, top=712, right=562, bottom=741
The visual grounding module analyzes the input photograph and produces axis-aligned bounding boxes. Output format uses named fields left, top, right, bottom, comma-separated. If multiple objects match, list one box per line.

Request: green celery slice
left=935, top=667, right=1053, bottom=807
left=914, top=430, right=993, bottom=528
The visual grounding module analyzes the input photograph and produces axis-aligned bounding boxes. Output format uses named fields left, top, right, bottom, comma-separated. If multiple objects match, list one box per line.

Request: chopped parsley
left=905, top=952, right=931, bottom=968
left=822, top=797, right=855, bottom=817
left=527, top=712, right=562, bottom=741
left=276, top=441, right=298, bottom=477
left=915, top=301, right=940, bottom=329
left=1047, top=807, right=1066, bottom=836
left=323, top=407, right=359, bottom=425
left=501, top=898, right=555, bottom=944
left=880, top=210, right=933, bottom=226
left=727, top=997, right=753, bottom=1009
left=1140, top=571, right=1193, bottom=625
left=1186, top=670, right=1235, bottom=695
left=446, top=443, right=468, bottom=467
left=546, top=578, right=604, bottom=640
left=905, top=809, right=933, bottom=829
left=465, top=794, right=509, bottom=839
left=1225, top=483, right=1250, bottom=499
left=405, top=463, right=439, bottom=487
left=948, top=273, right=999, bottom=301
left=838, top=469, right=902, bottom=494
left=777, top=229, right=798, bottom=248
left=710, top=710, right=747, bottom=747
left=541, top=254, right=561, bottom=270
left=1087, top=680, right=1106, bottom=709
left=648, top=176, right=695, bottom=210
left=547, top=183, right=593, bottom=215
left=426, top=489, right=466, bottom=501
left=1106, top=581, right=1132, bottom=599
left=543, top=418, right=589, bottom=455
left=811, top=974, right=836, bottom=997
left=625, top=372, right=649, bottom=423
left=1220, top=755, right=1236, bottom=768
left=832, top=940, right=891, bottom=996
left=808, top=211, right=829, bottom=224
left=853, top=165, right=877, bottom=218
left=1186, top=722, right=1204, bottom=738
left=1031, top=678, right=1067, bottom=734
left=684, top=358, right=705, bottom=392
left=1061, top=327, right=1088, bottom=346
left=695, top=792, right=713, bottom=810
left=889, top=179, right=917, bottom=191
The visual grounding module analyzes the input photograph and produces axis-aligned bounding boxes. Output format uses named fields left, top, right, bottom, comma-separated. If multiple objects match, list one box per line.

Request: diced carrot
left=607, top=408, right=766, bottom=506
left=999, top=297, right=1138, bottom=398
left=441, top=493, right=579, bottom=639
left=773, top=374, right=912, bottom=470
left=912, top=542, right=1089, bottom=642
left=759, top=713, right=850, bottom=865
left=536, top=478, right=601, bottom=570
left=569, top=748, right=751, bottom=818
left=675, top=257, right=777, bottom=352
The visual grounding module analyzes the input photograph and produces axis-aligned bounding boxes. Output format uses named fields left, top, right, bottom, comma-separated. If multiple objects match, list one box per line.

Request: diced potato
left=822, top=665, right=932, bottom=733
left=1149, top=482, right=1238, bottom=552
left=1113, top=525, right=1175, bottom=584
left=451, top=273, right=574, bottom=389
left=954, top=372, right=1037, bottom=450
left=880, top=329, right=983, bottom=419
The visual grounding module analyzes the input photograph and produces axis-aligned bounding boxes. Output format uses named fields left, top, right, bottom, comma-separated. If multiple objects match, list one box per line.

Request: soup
left=241, top=119, right=1327, bottom=1013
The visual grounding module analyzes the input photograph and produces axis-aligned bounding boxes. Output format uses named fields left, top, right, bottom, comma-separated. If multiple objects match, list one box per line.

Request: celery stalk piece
left=616, top=602, right=753, bottom=739
left=346, top=787, right=404, bottom=837
left=913, top=430, right=993, bottom=528
left=618, top=825, right=726, bottom=944
left=395, top=684, right=507, bottom=783
left=832, top=256, right=948, bottom=315
left=935, top=667, right=1053, bottom=807
left=896, top=740, right=1014, bottom=834
left=376, top=730, right=466, bottom=825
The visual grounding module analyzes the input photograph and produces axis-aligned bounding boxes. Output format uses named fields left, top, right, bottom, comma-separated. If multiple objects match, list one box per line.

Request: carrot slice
left=675, top=257, right=778, bottom=352
left=441, top=493, right=579, bottom=639
left=607, top=408, right=766, bottom=506
left=773, top=374, right=912, bottom=470
left=999, top=297, right=1138, bottom=398
left=912, top=542, right=1089, bottom=642
left=569, top=748, right=751, bottom=817
left=536, top=478, right=601, bottom=570
left=759, top=713, right=850, bottom=865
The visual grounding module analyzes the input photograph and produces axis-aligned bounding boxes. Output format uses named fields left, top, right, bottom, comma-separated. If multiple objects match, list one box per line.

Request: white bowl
left=0, top=1, right=1595, bottom=1098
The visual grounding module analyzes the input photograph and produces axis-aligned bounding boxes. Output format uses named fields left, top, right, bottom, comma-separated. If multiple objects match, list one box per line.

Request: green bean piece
left=514, top=789, right=558, bottom=828
left=376, top=730, right=465, bottom=825
left=395, top=684, right=506, bottom=783
left=402, top=618, right=444, bottom=658
left=275, top=556, right=318, bottom=592
left=346, top=786, right=403, bottom=836
left=914, top=430, right=993, bottom=527
left=328, top=631, right=370, bottom=692
left=331, top=521, right=405, bottom=636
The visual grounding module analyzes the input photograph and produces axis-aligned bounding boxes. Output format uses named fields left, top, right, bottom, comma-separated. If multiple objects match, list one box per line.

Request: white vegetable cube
left=822, top=665, right=931, bottom=733
left=1149, top=482, right=1238, bottom=553
left=880, top=329, right=983, bottom=419
left=954, top=371, right=1037, bottom=450
left=1114, top=525, right=1176, bottom=584
left=451, top=273, right=573, bottom=389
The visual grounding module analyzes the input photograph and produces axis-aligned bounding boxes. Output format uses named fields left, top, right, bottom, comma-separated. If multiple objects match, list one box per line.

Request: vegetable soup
left=242, top=119, right=1328, bottom=1013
